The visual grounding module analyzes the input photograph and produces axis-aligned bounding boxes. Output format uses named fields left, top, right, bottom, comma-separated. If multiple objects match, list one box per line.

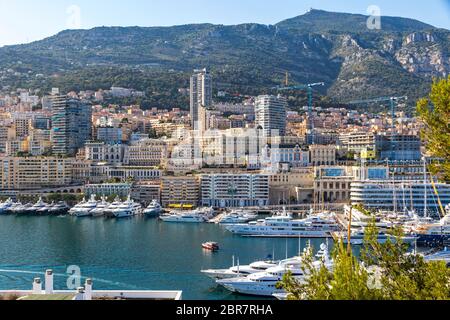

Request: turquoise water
left=0, top=215, right=329, bottom=300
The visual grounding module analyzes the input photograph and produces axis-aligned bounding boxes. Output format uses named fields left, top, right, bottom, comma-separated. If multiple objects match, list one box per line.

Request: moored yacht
left=333, top=228, right=418, bottom=245
left=0, top=198, right=14, bottom=214
left=103, top=197, right=123, bottom=218
left=225, top=210, right=340, bottom=238
left=90, top=197, right=110, bottom=217
left=69, top=195, right=98, bottom=217
left=160, top=210, right=207, bottom=223
left=202, top=259, right=279, bottom=280
left=112, top=196, right=142, bottom=218
left=143, top=200, right=163, bottom=217
left=218, top=209, right=258, bottom=224
left=47, top=202, right=70, bottom=215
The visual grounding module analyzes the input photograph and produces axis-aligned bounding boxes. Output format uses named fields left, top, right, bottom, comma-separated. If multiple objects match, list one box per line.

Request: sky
left=0, top=0, right=449, bottom=47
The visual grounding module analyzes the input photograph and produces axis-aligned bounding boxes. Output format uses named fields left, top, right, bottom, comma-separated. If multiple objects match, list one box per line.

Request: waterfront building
left=84, top=183, right=132, bottom=198
left=200, top=174, right=270, bottom=208
left=161, top=176, right=200, bottom=208
left=106, top=166, right=161, bottom=182
left=262, top=143, right=310, bottom=170
left=123, top=139, right=167, bottom=167
left=0, top=157, right=73, bottom=190
left=314, top=166, right=355, bottom=203
left=309, top=145, right=337, bottom=166
left=190, top=68, right=212, bottom=132
left=350, top=181, right=450, bottom=215
left=131, top=182, right=161, bottom=206
left=85, top=142, right=124, bottom=165
left=51, top=95, right=92, bottom=156
left=269, top=168, right=314, bottom=205
left=255, top=95, right=287, bottom=137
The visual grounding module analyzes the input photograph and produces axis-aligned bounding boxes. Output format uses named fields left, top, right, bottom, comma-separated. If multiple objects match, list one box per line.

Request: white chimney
left=75, top=287, right=85, bottom=301
left=33, top=278, right=42, bottom=294
left=84, top=279, right=93, bottom=301
left=45, top=270, right=54, bottom=294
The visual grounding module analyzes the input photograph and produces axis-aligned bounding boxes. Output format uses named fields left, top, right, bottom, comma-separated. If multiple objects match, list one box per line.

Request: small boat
left=202, top=242, right=220, bottom=251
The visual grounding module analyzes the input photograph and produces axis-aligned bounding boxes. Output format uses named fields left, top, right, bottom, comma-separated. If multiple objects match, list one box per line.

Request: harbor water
left=0, top=215, right=329, bottom=300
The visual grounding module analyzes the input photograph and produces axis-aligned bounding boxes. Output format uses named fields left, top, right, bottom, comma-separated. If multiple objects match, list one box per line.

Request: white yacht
left=26, top=198, right=50, bottom=215
left=202, top=259, right=278, bottom=280
left=12, top=202, right=33, bottom=214
left=143, top=200, right=163, bottom=217
left=217, top=244, right=333, bottom=297
left=335, top=228, right=418, bottom=245
left=0, top=199, right=14, bottom=214
left=103, top=197, right=123, bottom=218
left=47, top=202, right=69, bottom=215
left=160, top=210, right=206, bottom=223
left=69, top=195, right=98, bottom=217
left=112, top=197, right=142, bottom=218
left=218, top=210, right=258, bottom=224
left=225, top=210, right=340, bottom=238
left=90, top=197, right=110, bottom=217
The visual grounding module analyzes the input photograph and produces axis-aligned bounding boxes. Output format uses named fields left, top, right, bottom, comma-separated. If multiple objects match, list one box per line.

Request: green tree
left=417, top=76, right=450, bottom=182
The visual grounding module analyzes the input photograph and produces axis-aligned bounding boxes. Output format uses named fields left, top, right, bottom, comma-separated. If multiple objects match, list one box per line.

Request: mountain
left=0, top=9, right=449, bottom=110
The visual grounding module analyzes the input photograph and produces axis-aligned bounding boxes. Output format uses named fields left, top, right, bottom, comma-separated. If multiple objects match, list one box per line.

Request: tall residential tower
left=190, top=68, right=212, bottom=133
left=51, top=95, right=92, bottom=156
left=255, top=95, right=287, bottom=137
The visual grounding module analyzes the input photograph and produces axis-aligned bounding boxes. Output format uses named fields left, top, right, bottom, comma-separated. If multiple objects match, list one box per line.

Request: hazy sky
left=0, top=0, right=449, bottom=47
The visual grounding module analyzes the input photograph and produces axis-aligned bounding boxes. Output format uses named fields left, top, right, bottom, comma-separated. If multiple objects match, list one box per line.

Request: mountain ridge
left=0, top=9, right=449, bottom=110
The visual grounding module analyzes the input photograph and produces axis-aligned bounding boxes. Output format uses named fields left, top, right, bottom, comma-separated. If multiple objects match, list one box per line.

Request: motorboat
left=103, top=197, right=123, bottom=218
left=143, top=200, right=163, bottom=218
left=0, top=198, right=14, bottom=214
left=160, top=210, right=207, bottom=223
left=90, top=197, right=110, bottom=217
left=69, top=195, right=98, bottom=217
left=111, top=196, right=142, bottom=218
left=47, top=202, right=70, bottom=215
left=218, top=210, right=258, bottom=224
left=202, top=242, right=220, bottom=251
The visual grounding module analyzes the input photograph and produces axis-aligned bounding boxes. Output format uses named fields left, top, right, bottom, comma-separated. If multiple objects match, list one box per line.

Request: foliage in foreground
left=279, top=223, right=450, bottom=300
left=417, top=76, right=450, bottom=182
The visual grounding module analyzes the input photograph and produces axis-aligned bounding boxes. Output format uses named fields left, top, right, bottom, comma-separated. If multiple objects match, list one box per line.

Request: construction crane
left=347, top=96, right=408, bottom=160
left=274, top=82, right=325, bottom=145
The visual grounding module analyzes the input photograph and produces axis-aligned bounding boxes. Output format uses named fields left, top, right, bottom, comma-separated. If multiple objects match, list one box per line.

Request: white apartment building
left=201, top=174, right=270, bottom=208
left=123, top=139, right=167, bottom=167
left=85, top=142, right=124, bottom=165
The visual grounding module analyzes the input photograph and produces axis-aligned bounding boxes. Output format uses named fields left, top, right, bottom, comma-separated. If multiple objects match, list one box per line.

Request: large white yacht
left=414, top=213, right=450, bottom=246
left=103, top=197, right=123, bottom=218
left=25, top=197, right=49, bottom=215
left=90, top=197, right=110, bottom=217
left=217, top=244, right=333, bottom=297
left=160, top=210, right=207, bottom=223
left=69, top=195, right=98, bottom=217
left=143, top=200, right=163, bottom=217
left=112, top=197, right=142, bottom=218
left=225, top=210, right=340, bottom=238
left=202, top=259, right=278, bottom=280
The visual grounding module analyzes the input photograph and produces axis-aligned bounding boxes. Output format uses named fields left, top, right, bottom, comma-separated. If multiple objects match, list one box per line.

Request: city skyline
left=0, top=0, right=449, bottom=47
